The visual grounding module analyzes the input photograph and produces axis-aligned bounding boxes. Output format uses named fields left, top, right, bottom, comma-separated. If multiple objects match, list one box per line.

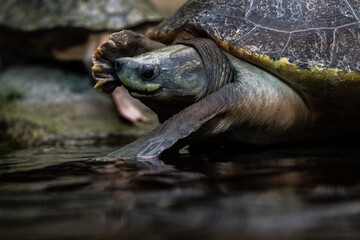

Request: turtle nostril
left=114, top=59, right=122, bottom=72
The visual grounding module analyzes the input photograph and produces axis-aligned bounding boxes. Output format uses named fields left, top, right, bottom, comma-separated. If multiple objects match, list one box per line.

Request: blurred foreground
left=1, top=144, right=360, bottom=239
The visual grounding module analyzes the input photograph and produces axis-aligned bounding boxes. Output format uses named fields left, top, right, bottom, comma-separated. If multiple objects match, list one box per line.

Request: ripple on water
left=1, top=145, right=360, bottom=239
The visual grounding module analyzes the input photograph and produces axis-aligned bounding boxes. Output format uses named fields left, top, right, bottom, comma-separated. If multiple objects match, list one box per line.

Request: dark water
left=1, top=144, right=360, bottom=239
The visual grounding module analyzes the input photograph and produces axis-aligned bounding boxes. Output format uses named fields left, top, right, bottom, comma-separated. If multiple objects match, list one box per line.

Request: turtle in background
left=92, top=0, right=360, bottom=160
left=0, top=0, right=164, bottom=123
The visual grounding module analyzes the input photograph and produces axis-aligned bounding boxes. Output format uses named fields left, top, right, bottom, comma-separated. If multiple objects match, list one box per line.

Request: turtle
left=0, top=0, right=165, bottom=123
left=92, top=0, right=360, bottom=160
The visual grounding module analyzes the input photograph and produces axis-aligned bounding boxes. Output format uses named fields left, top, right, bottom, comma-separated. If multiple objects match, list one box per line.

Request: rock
left=0, top=66, right=157, bottom=149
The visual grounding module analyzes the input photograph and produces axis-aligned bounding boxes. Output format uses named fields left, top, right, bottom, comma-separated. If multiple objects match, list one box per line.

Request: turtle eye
left=143, top=68, right=154, bottom=79
left=140, top=64, right=159, bottom=80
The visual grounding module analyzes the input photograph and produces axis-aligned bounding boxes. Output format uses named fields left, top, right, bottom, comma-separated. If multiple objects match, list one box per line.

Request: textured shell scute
left=149, top=0, right=360, bottom=100
left=151, top=0, right=360, bottom=72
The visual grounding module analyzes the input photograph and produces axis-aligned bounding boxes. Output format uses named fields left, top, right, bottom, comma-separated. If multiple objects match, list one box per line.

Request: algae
left=0, top=66, right=157, bottom=149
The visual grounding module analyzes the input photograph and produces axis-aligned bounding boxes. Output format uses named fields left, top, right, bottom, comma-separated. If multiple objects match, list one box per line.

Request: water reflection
left=1, top=145, right=360, bottom=239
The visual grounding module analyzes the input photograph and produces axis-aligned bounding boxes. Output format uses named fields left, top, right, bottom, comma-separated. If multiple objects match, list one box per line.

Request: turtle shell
left=0, top=0, right=163, bottom=31
left=149, top=0, right=360, bottom=103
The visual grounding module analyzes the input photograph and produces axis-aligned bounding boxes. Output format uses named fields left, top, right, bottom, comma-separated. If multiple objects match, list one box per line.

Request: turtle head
left=114, top=44, right=207, bottom=105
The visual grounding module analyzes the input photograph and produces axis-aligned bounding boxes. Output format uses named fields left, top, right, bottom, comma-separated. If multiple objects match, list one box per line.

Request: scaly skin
left=92, top=34, right=311, bottom=160
left=92, top=30, right=165, bottom=93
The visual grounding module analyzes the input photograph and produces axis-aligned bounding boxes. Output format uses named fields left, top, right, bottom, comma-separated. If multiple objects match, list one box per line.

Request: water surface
left=1, top=144, right=360, bottom=239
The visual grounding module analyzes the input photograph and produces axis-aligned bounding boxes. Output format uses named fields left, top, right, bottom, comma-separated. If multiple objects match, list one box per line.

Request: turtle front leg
left=107, top=62, right=312, bottom=160
left=92, top=30, right=166, bottom=93
left=108, top=84, right=236, bottom=160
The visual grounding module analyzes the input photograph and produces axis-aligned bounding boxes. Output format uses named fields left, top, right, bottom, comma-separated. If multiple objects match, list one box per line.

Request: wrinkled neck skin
left=138, top=39, right=234, bottom=122
left=204, top=52, right=311, bottom=144
left=117, top=42, right=233, bottom=122
left=117, top=40, right=311, bottom=143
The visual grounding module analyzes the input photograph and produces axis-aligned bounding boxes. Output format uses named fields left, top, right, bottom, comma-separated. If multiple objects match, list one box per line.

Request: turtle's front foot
left=91, top=30, right=145, bottom=93
left=108, top=135, right=166, bottom=161
left=92, top=30, right=165, bottom=93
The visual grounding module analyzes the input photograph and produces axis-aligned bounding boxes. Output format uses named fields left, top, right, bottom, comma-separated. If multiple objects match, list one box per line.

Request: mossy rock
left=0, top=0, right=163, bottom=31
left=0, top=66, right=157, bottom=149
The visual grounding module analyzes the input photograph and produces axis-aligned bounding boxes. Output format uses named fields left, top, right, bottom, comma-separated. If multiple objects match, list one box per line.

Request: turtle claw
left=94, top=47, right=103, bottom=57
left=92, top=30, right=147, bottom=93
left=91, top=30, right=166, bottom=93
left=91, top=65, right=102, bottom=73
left=93, top=82, right=102, bottom=89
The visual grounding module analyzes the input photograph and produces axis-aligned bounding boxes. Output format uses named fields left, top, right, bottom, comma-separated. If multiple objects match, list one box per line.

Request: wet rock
left=0, top=66, right=157, bottom=149
left=0, top=0, right=163, bottom=31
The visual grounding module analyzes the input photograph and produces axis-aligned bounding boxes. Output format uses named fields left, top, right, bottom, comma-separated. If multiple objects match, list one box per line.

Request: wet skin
left=114, top=45, right=207, bottom=121
left=3, top=145, right=360, bottom=238
left=92, top=31, right=310, bottom=160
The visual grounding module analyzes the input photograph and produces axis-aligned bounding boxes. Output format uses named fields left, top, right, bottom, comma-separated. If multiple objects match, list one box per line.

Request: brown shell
left=149, top=0, right=360, bottom=104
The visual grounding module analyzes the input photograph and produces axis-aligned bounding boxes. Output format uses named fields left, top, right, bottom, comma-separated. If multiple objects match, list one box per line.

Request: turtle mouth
left=116, top=72, right=162, bottom=97
left=128, top=87, right=163, bottom=97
